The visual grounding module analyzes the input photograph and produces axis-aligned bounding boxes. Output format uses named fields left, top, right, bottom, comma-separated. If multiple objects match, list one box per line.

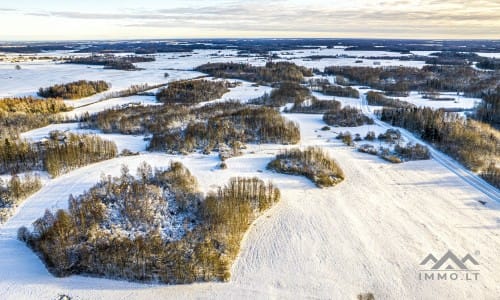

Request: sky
left=0, top=0, right=499, bottom=40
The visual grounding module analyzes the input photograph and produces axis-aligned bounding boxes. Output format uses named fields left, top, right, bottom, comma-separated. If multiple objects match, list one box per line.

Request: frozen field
left=0, top=48, right=499, bottom=300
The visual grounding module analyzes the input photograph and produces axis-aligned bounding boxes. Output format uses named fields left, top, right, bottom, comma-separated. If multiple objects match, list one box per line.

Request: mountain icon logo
left=420, top=250, right=479, bottom=270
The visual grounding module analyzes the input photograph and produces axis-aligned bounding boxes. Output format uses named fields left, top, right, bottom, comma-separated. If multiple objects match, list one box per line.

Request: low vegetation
left=20, top=162, right=280, bottom=283
left=323, top=106, right=374, bottom=127
left=156, top=80, right=230, bottom=104
left=268, top=147, right=344, bottom=187
left=0, top=173, right=42, bottom=223
left=38, top=80, right=110, bottom=99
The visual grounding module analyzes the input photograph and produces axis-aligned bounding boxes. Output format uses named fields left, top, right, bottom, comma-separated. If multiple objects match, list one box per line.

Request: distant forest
left=38, top=80, right=110, bottom=99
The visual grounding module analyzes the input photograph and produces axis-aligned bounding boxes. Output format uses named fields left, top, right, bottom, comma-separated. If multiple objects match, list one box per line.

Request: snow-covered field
left=0, top=49, right=499, bottom=300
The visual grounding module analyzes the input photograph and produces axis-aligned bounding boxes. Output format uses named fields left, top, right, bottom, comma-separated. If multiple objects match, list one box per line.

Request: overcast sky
left=1, top=0, right=499, bottom=40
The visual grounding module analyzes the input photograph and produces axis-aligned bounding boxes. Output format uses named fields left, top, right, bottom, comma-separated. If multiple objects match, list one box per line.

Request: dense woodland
left=0, top=132, right=117, bottom=177
left=149, top=106, right=300, bottom=153
left=323, top=106, right=374, bottom=127
left=379, top=107, right=499, bottom=187
left=65, top=55, right=155, bottom=70
left=0, top=97, right=72, bottom=138
left=287, top=98, right=341, bottom=114
left=324, top=65, right=499, bottom=98
left=156, top=80, right=230, bottom=104
left=474, top=87, right=500, bottom=128
left=0, top=173, right=42, bottom=223
left=366, top=91, right=416, bottom=108
left=195, top=62, right=313, bottom=84
left=38, top=80, right=110, bottom=99
left=268, top=147, right=344, bottom=187
left=250, top=81, right=313, bottom=107
left=20, top=162, right=280, bottom=283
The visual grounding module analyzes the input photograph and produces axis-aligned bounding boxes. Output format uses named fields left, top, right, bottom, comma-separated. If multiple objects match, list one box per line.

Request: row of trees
left=20, top=162, right=280, bottom=283
left=156, top=80, right=230, bottom=104
left=0, top=131, right=117, bottom=177
left=195, top=61, right=313, bottom=84
left=268, top=147, right=344, bottom=187
left=38, top=80, right=110, bottom=99
left=0, top=173, right=42, bottom=223
left=379, top=107, right=499, bottom=188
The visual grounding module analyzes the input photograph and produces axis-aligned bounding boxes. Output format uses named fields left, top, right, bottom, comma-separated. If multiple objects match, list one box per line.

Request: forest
left=38, top=80, right=110, bottom=99
left=0, top=96, right=72, bottom=138
left=156, top=80, right=231, bottom=104
left=250, top=81, right=313, bottom=107
left=474, top=86, right=500, bottom=128
left=379, top=107, right=499, bottom=187
left=268, top=147, right=344, bottom=187
left=148, top=106, right=300, bottom=153
left=0, top=131, right=117, bottom=177
left=20, top=162, right=280, bottom=283
left=323, top=106, right=374, bottom=127
left=65, top=55, right=155, bottom=70
left=0, top=173, right=42, bottom=223
left=324, top=65, right=499, bottom=98
left=287, top=98, right=341, bottom=114
left=365, top=91, right=415, bottom=108
left=195, top=61, right=313, bottom=84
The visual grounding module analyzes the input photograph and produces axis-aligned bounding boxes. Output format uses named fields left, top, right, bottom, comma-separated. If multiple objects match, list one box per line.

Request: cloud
left=8, top=1, right=500, bottom=38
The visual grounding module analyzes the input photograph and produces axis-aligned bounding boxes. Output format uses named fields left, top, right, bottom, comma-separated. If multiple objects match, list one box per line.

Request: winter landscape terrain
left=0, top=39, right=499, bottom=300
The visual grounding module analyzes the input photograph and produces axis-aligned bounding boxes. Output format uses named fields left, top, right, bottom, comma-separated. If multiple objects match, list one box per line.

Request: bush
left=268, top=147, right=344, bottom=187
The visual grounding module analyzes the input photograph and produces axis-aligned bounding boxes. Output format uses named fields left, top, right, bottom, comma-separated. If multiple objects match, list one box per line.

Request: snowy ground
left=0, top=48, right=499, bottom=300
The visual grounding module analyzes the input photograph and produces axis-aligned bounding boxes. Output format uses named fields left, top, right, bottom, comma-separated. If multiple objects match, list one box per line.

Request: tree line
left=379, top=107, right=499, bottom=188
left=0, top=131, right=117, bottom=177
